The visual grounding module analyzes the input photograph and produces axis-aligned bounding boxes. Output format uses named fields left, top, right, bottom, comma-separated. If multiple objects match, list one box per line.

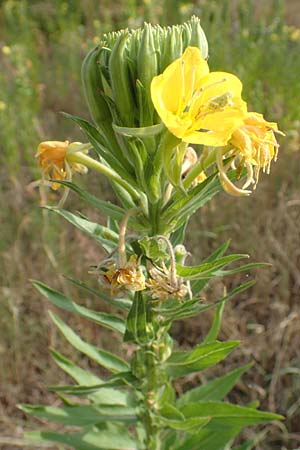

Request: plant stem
left=67, top=151, right=141, bottom=200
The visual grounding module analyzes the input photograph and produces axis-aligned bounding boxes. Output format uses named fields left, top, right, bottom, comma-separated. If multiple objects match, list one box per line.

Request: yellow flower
left=151, top=46, right=247, bottom=146
left=35, top=140, right=88, bottom=190
left=231, top=112, right=281, bottom=179
left=2, top=45, right=11, bottom=55
left=217, top=112, right=283, bottom=196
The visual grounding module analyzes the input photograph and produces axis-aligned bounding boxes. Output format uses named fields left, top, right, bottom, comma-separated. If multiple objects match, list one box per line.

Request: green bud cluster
left=82, top=16, right=208, bottom=132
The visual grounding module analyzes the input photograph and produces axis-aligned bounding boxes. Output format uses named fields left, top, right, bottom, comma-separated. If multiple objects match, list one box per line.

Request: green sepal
left=113, top=122, right=164, bottom=137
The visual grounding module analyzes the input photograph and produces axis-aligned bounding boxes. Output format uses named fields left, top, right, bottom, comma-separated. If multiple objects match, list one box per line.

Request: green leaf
left=174, top=426, right=240, bottom=450
left=66, top=276, right=132, bottom=311
left=139, top=236, right=169, bottom=261
left=48, top=372, right=137, bottom=395
left=180, top=401, right=284, bottom=427
left=165, top=341, right=240, bottom=378
left=191, top=241, right=231, bottom=295
left=20, top=403, right=137, bottom=426
left=49, top=311, right=129, bottom=373
left=170, top=220, right=188, bottom=246
left=32, top=280, right=125, bottom=334
left=62, top=112, right=135, bottom=179
left=233, top=440, right=255, bottom=450
left=176, top=254, right=249, bottom=280
left=26, top=427, right=138, bottom=450
left=124, top=291, right=148, bottom=343
left=50, top=349, right=130, bottom=406
left=113, top=122, right=164, bottom=137
left=202, top=300, right=226, bottom=344
left=153, top=298, right=216, bottom=322
left=177, top=363, right=252, bottom=407
left=50, top=348, right=102, bottom=385
left=54, top=180, right=126, bottom=221
left=163, top=172, right=221, bottom=228
left=160, top=403, right=211, bottom=431
left=45, top=207, right=119, bottom=252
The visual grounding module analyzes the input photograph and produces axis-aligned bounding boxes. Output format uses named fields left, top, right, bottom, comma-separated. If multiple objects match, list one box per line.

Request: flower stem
left=67, top=151, right=142, bottom=201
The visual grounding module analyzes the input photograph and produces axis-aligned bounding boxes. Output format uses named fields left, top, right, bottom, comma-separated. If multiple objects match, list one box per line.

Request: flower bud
left=109, top=32, right=136, bottom=127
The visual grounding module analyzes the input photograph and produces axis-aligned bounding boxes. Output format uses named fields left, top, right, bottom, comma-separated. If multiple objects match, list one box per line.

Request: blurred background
left=0, top=0, right=300, bottom=449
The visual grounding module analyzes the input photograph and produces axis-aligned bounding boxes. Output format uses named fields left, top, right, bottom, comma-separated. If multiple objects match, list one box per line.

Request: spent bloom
left=99, top=256, right=146, bottom=295
left=147, top=263, right=190, bottom=301
left=217, top=112, right=283, bottom=196
left=36, top=140, right=89, bottom=190
left=151, top=46, right=247, bottom=146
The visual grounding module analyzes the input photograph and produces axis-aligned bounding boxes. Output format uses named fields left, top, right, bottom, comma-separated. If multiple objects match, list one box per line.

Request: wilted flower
left=99, top=256, right=146, bottom=294
left=217, top=112, right=283, bottom=196
left=147, top=263, right=190, bottom=301
left=36, top=140, right=89, bottom=190
left=151, top=46, right=247, bottom=146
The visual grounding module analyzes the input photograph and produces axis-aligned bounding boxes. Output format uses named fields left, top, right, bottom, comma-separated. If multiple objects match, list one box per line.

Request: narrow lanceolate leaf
left=191, top=241, right=231, bottom=294
left=66, top=276, right=132, bottom=311
left=160, top=403, right=211, bottom=431
left=50, top=348, right=102, bottom=385
left=174, top=426, right=240, bottom=450
left=26, top=428, right=138, bottom=450
left=176, top=254, right=249, bottom=280
left=48, top=371, right=137, bottom=395
left=45, top=207, right=119, bottom=252
left=153, top=298, right=216, bottom=322
left=180, top=401, right=284, bottom=427
left=50, top=349, right=130, bottom=406
left=202, top=300, right=226, bottom=344
left=32, top=280, right=125, bottom=334
left=54, top=180, right=126, bottom=221
left=124, top=291, right=148, bottom=343
left=177, top=363, right=253, bottom=407
left=233, top=440, right=256, bottom=450
left=165, top=341, right=240, bottom=378
left=20, top=404, right=137, bottom=426
left=49, top=311, right=129, bottom=373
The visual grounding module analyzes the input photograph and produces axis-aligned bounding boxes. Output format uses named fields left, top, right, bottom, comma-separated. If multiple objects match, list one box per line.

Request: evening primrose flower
left=147, top=263, right=190, bottom=301
left=99, top=256, right=146, bottom=294
left=36, top=140, right=89, bottom=190
left=217, top=112, right=283, bottom=196
left=151, top=46, right=247, bottom=146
